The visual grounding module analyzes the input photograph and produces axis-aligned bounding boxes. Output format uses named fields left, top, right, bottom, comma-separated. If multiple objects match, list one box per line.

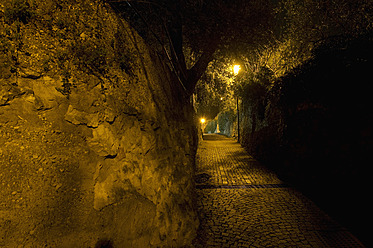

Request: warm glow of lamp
left=233, top=65, right=241, bottom=75
left=200, top=118, right=206, bottom=124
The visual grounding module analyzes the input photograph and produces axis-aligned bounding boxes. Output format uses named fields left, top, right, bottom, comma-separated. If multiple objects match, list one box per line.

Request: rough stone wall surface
left=0, top=0, right=198, bottom=247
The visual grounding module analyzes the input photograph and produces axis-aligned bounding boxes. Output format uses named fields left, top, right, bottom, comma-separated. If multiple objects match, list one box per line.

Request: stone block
left=88, top=123, right=119, bottom=157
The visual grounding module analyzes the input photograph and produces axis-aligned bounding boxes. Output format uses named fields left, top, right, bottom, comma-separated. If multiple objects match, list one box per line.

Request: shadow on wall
left=95, top=239, right=113, bottom=248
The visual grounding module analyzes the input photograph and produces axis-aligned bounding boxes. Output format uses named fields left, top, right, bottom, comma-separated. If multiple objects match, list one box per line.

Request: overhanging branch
left=185, top=41, right=220, bottom=96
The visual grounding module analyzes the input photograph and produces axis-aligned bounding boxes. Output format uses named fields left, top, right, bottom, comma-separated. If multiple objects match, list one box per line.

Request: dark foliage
left=204, top=119, right=217, bottom=133
left=218, top=110, right=235, bottom=134
left=267, top=32, right=373, bottom=173
left=72, top=40, right=108, bottom=75
left=107, top=0, right=276, bottom=95
left=4, top=0, right=33, bottom=25
left=249, top=33, right=373, bottom=246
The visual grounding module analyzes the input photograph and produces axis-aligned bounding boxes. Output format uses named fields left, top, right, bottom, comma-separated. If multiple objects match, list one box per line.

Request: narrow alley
left=193, top=134, right=364, bottom=248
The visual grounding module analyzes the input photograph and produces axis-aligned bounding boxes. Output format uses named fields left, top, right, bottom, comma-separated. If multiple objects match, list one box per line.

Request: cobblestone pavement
left=193, top=134, right=365, bottom=247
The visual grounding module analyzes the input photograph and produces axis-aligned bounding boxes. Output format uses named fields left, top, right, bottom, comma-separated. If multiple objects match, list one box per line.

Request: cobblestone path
left=193, top=134, right=365, bottom=248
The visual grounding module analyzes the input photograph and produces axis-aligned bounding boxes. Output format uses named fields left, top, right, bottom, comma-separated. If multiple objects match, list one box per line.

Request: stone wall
left=0, top=0, right=198, bottom=247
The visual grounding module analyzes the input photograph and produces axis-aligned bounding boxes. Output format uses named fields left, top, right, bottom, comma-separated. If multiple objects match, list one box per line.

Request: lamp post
left=233, top=65, right=241, bottom=143
left=237, top=96, right=240, bottom=143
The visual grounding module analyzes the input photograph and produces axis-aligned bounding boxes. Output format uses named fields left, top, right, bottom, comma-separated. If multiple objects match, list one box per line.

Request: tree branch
left=185, top=42, right=219, bottom=95
left=164, top=8, right=187, bottom=82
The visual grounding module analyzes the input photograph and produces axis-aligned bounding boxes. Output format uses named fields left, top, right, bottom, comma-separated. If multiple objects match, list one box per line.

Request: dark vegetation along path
left=193, top=134, right=365, bottom=248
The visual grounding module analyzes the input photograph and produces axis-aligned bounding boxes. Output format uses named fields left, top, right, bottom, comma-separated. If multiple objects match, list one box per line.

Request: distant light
left=200, top=118, right=206, bottom=124
left=220, top=97, right=223, bottom=100
left=233, top=65, right=241, bottom=75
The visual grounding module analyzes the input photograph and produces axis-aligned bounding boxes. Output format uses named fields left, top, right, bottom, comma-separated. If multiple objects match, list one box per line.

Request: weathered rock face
left=0, top=0, right=198, bottom=247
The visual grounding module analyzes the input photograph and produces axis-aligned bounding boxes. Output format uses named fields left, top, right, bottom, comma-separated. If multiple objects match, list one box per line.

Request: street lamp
left=233, top=64, right=241, bottom=143
left=233, top=65, right=241, bottom=75
left=200, top=118, right=206, bottom=139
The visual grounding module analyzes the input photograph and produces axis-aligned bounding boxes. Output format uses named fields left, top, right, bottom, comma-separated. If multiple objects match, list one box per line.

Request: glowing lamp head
left=233, top=65, right=241, bottom=75
left=200, top=118, right=206, bottom=124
